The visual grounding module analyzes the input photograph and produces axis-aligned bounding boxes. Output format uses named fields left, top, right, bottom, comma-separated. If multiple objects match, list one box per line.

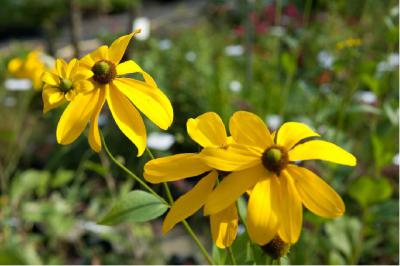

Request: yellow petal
left=56, top=58, right=67, bottom=78
left=75, top=80, right=95, bottom=93
left=162, top=171, right=218, bottom=234
left=204, top=164, right=267, bottom=215
left=200, top=144, right=261, bottom=172
left=271, top=172, right=302, bottom=244
left=287, top=165, right=345, bottom=218
left=42, top=86, right=65, bottom=113
left=108, top=30, right=140, bottom=64
left=187, top=112, right=227, bottom=148
left=66, top=58, right=78, bottom=79
left=88, top=88, right=106, bottom=152
left=288, top=140, right=357, bottom=166
left=41, top=71, right=59, bottom=86
left=7, top=58, right=23, bottom=74
left=107, top=83, right=147, bottom=156
left=72, top=67, right=93, bottom=81
left=56, top=89, right=100, bottom=145
left=247, top=177, right=279, bottom=245
left=90, top=45, right=109, bottom=62
left=229, top=111, right=273, bottom=150
left=210, top=204, right=238, bottom=248
left=144, top=153, right=211, bottom=183
left=116, top=60, right=157, bottom=87
left=113, top=78, right=173, bottom=130
left=276, top=122, right=320, bottom=150
left=79, top=53, right=94, bottom=69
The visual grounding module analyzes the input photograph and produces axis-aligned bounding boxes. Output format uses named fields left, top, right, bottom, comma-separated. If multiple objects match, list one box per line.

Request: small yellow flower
left=57, top=30, right=173, bottom=154
left=336, top=38, right=362, bottom=50
left=7, top=50, right=47, bottom=90
left=201, top=111, right=356, bottom=245
left=41, top=58, right=94, bottom=113
left=144, top=112, right=238, bottom=249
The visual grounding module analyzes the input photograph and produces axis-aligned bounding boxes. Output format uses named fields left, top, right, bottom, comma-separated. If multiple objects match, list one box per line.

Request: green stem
left=227, top=247, right=237, bottom=265
left=100, top=132, right=168, bottom=205
left=181, top=220, right=214, bottom=265
left=145, top=147, right=214, bottom=265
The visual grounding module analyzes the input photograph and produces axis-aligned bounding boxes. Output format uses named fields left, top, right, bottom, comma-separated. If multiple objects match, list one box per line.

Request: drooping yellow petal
left=108, top=29, right=141, bottom=64
left=271, top=172, right=302, bottom=244
left=116, top=60, right=157, bottom=87
left=79, top=53, right=94, bottom=69
left=276, top=122, right=320, bottom=150
left=187, top=112, right=227, bottom=148
left=88, top=87, right=106, bottom=152
left=200, top=144, right=261, bottom=172
left=144, top=153, right=211, bottom=183
left=42, top=86, right=65, bottom=113
left=229, top=111, right=273, bottom=150
left=41, top=71, right=59, bottom=86
left=56, top=89, right=100, bottom=144
left=288, top=140, right=357, bottom=166
left=247, top=177, right=279, bottom=245
left=287, top=165, right=345, bottom=218
left=204, top=164, right=267, bottom=215
left=113, top=78, right=173, bottom=130
left=162, top=171, right=218, bottom=234
left=210, top=204, right=238, bottom=248
left=107, top=83, right=146, bottom=156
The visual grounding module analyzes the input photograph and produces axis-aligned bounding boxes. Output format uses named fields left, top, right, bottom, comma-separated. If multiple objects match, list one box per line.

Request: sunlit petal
left=107, top=83, right=146, bottom=156
left=247, top=177, right=279, bottom=245
left=162, top=171, right=218, bottom=234
left=287, top=165, right=345, bottom=218
left=204, top=164, right=268, bottom=215
left=187, top=112, right=227, bottom=148
left=288, top=140, right=357, bottom=166
left=276, top=122, right=320, bottom=150
left=144, top=153, right=211, bottom=183
left=210, top=204, right=238, bottom=248
left=113, top=78, right=173, bottom=130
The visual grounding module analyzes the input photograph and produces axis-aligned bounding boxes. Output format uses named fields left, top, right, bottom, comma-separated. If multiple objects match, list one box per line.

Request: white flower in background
left=377, top=53, right=399, bottom=73
left=133, top=17, right=151, bottom=41
left=225, top=45, right=244, bottom=57
left=147, top=132, right=175, bottom=151
left=393, top=154, right=399, bottom=165
left=354, top=91, right=377, bottom=105
left=159, top=39, right=172, bottom=50
left=265, top=114, right=282, bottom=131
left=3, top=96, right=16, bottom=107
left=4, top=78, right=32, bottom=91
left=237, top=224, right=246, bottom=235
left=229, top=80, right=242, bottom=93
left=185, top=51, right=197, bottom=62
left=270, top=26, right=286, bottom=37
left=318, top=50, right=334, bottom=69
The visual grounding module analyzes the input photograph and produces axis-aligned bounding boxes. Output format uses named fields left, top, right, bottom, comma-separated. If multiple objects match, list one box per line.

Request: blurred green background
left=0, top=0, right=398, bottom=264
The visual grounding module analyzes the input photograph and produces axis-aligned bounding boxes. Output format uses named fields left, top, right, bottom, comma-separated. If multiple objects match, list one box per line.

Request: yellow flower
left=57, top=30, right=173, bottom=154
left=201, top=111, right=356, bottom=245
left=144, top=112, right=238, bottom=249
left=41, top=58, right=94, bottom=113
left=7, top=50, right=48, bottom=90
left=336, top=38, right=362, bottom=50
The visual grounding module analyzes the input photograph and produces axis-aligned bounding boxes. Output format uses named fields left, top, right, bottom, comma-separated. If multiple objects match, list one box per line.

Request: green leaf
left=0, top=246, right=27, bottom=264
left=51, top=169, right=74, bottom=188
left=348, top=176, right=393, bottom=207
left=98, top=190, right=168, bottom=225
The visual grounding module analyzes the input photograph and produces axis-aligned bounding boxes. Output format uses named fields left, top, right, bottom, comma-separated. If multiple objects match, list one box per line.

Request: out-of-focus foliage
left=0, top=0, right=398, bottom=264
